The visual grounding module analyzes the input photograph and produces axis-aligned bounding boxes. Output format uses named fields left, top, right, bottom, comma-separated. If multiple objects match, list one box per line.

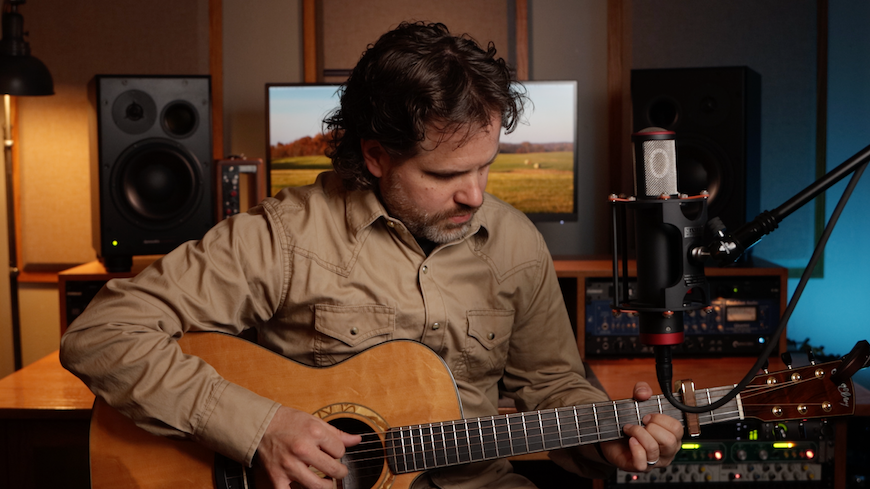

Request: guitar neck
left=385, top=386, right=741, bottom=474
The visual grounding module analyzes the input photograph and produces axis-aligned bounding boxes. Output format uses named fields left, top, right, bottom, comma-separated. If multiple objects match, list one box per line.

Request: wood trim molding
left=302, top=1, right=527, bottom=83
left=607, top=0, right=633, bottom=196
left=209, top=0, right=224, bottom=160
left=513, top=0, right=529, bottom=81
left=303, top=0, right=319, bottom=83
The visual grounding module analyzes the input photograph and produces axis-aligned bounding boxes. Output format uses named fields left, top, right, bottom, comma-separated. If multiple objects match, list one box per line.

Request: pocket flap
left=467, top=309, right=515, bottom=350
left=314, top=304, right=395, bottom=347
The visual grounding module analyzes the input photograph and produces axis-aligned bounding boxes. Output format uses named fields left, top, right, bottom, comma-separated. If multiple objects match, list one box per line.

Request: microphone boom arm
left=704, top=142, right=870, bottom=264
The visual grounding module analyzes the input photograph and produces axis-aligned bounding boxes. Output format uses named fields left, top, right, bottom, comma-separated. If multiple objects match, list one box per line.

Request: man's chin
left=424, top=222, right=472, bottom=244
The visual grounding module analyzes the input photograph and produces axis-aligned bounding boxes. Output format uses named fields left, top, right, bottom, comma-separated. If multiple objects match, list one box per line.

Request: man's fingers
left=632, top=381, right=653, bottom=401
left=623, top=424, right=660, bottom=471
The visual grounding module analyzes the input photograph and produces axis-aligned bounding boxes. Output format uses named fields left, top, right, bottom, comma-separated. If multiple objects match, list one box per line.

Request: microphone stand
left=614, top=141, right=870, bottom=414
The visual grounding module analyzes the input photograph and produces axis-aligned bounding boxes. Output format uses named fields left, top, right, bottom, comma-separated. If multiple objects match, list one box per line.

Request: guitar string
left=328, top=398, right=744, bottom=472
left=328, top=376, right=832, bottom=474
left=335, top=386, right=742, bottom=461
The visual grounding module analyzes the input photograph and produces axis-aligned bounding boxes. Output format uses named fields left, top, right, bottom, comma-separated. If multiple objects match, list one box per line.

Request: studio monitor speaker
left=89, top=75, right=214, bottom=272
left=631, top=67, right=761, bottom=234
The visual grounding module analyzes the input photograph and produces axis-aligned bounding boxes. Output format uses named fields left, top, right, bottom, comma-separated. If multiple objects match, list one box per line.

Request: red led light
left=805, top=449, right=815, bottom=459
left=735, top=473, right=742, bottom=479
left=714, top=451, right=724, bottom=461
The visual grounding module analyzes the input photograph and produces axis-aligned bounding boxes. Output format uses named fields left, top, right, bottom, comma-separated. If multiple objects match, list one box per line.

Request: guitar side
left=89, top=332, right=464, bottom=489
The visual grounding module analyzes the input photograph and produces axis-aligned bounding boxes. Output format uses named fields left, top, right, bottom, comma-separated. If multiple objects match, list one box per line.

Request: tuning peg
left=832, top=340, right=870, bottom=385
left=781, top=351, right=793, bottom=369
left=805, top=346, right=816, bottom=365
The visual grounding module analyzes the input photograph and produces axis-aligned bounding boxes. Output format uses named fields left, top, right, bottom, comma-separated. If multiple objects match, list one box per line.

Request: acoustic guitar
left=89, top=333, right=866, bottom=489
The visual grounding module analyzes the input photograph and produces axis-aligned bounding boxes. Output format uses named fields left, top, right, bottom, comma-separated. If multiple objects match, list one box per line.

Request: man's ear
left=361, top=139, right=389, bottom=178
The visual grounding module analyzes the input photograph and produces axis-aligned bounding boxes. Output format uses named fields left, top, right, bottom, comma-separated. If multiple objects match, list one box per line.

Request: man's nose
left=455, top=173, right=485, bottom=209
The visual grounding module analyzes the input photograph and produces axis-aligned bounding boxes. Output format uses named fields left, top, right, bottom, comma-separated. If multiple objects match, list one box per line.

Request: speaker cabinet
left=631, top=67, right=761, bottom=234
left=89, top=75, right=214, bottom=272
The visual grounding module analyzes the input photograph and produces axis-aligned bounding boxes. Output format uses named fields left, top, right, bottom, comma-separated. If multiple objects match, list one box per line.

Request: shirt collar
left=331, top=171, right=491, bottom=247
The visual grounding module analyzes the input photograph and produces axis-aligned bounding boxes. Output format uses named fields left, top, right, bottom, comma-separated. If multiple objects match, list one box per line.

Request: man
left=61, top=21, right=682, bottom=489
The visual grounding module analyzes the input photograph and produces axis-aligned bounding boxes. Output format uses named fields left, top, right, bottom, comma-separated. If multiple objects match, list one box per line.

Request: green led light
left=750, top=430, right=758, bottom=440
left=773, top=442, right=795, bottom=449
left=112, top=240, right=119, bottom=247
left=682, top=443, right=701, bottom=450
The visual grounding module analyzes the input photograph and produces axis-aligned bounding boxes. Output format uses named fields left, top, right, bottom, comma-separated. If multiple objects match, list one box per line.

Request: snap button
left=432, top=322, right=440, bottom=330
left=487, top=332, right=496, bottom=340
left=350, top=327, right=359, bottom=335
left=386, top=221, right=395, bottom=228
left=422, top=265, right=428, bottom=274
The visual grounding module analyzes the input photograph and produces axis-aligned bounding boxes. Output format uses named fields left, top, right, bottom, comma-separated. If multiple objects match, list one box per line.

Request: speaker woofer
left=110, top=138, right=203, bottom=229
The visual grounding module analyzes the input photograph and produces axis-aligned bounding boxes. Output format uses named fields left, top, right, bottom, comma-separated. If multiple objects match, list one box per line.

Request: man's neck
left=415, top=236, right=438, bottom=256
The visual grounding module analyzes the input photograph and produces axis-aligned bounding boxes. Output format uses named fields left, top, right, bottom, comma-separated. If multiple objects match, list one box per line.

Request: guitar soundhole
left=329, top=417, right=385, bottom=489
left=214, top=452, right=255, bottom=489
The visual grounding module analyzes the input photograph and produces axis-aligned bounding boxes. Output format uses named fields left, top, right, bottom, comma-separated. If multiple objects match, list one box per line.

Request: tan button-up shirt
left=61, top=171, right=611, bottom=484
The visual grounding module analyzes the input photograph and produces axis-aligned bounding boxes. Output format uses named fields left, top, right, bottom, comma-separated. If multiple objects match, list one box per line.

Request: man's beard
left=379, top=173, right=478, bottom=244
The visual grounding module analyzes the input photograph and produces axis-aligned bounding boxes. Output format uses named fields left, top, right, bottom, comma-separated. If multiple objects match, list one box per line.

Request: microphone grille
left=632, top=128, right=677, bottom=197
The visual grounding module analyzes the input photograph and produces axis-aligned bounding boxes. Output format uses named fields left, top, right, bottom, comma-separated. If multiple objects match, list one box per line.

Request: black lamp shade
left=0, top=52, right=53, bottom=95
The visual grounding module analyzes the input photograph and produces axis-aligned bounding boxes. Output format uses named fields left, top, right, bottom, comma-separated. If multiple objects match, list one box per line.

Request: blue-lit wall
left=787, top=0, right=870, bottom=357
left=631, top=1, right=869, bottom=358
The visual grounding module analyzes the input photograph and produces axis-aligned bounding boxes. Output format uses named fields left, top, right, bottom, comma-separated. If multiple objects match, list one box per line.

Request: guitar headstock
left=741, top=356, right=860, bottom=422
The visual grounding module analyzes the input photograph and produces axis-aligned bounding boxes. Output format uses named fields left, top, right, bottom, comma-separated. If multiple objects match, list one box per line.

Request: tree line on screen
left=270, top=133, right=332, bottom=159
left=270, top=133, right=573, bottom=160
left=498, top=142, right=573, bottom=153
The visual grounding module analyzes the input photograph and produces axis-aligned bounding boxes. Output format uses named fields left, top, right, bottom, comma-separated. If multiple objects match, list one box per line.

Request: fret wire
left=453, top=421, right=462, bottom=462
left=442, top=422, right=449, bottom=466
left=573, top=406, right=580, bottom=441
left=490, top=417, right=497, bottom=458
left=556, top=409, right=563, bottom=448
left=507, top=415, right=515, bottom=456
left=416, top=426, right=423, bottom=470
left=635, top=400, right=641, bottom=425
left=707, top=390, right=714, bottom=423
left=464, top=419, right=471, bottom=463
left=612, top=401, right=619, bottom=431
left=593, top=403, right=600, bottom=442
left=522, top=413, right=529, bottom=454
left=477, top=418, right=486, bottom=460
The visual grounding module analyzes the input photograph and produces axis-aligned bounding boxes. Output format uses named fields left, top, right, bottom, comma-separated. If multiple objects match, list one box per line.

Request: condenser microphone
left=632, top=127, right=678, bottom=198
left=628, top=128, right=708, bottom=347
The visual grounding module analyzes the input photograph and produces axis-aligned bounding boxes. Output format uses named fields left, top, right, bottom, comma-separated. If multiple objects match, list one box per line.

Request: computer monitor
left=266, top=80, right=578, bottom=222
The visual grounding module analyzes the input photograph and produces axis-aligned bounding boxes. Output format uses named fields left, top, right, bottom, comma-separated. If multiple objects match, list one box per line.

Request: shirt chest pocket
left=463, top=309, right=515, bottom=377
left=313, top=304, right=396, bottom=365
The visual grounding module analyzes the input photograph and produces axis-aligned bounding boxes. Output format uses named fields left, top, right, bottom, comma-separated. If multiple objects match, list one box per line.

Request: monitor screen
left=266, top=80, right=578, bottom=222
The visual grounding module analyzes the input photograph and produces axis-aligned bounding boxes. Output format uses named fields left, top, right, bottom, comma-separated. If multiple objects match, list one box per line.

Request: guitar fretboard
left=384, top=386, right=741, bottom=474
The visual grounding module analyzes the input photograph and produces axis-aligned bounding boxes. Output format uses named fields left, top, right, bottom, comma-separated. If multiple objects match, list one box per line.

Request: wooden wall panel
left=318, top=0, right=514, bottom=82
left=15, top=0, right=210, bottom=273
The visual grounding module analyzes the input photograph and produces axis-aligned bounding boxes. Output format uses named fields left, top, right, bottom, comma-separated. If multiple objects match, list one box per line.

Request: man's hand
left=598, top=381, right=683, bottom=472
left=257, top=406, right=362, bottom=489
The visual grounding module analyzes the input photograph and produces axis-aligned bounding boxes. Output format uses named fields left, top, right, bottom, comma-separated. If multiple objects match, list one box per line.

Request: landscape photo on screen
left=268, top=82, right=576, bottom=215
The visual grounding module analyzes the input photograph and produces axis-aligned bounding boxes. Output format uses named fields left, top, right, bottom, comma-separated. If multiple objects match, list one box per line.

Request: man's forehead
left=423, top=117, right=503, bottom=150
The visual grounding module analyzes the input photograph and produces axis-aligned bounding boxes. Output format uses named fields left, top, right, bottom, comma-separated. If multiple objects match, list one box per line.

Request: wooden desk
left=0, top=352, right=94, bottom=489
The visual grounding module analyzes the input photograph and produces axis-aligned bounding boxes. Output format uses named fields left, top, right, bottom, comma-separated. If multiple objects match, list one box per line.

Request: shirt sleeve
left=60, top=207, right=287, bottom=465
left=500, top=238, right=616, bottom=477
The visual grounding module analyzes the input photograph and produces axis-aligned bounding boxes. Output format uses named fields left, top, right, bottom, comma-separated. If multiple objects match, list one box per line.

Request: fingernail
left=642, top=414, right=652, bottom=425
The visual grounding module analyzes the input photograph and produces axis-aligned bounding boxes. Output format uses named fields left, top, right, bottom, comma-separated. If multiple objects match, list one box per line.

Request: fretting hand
left=598, top=381, right=683, bottom=472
